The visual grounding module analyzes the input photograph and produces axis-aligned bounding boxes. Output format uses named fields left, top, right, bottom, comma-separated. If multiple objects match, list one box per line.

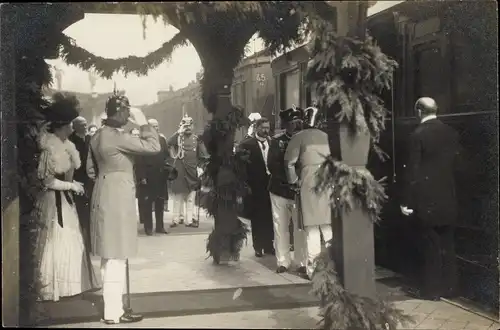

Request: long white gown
left=35, top=132, right=99, bottom=302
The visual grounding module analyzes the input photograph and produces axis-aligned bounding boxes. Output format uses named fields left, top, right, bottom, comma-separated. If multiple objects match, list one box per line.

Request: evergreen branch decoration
left=306, top=16, right=408, bottom=330
left=306, top=27, right=398, bottom=147
left=315, top=156, right=387, bottom=223
left=200, top=106, right=251, bottom=261
left=312, top=247, right=415, bottom=330
left=58, top=32, right=188, bottom=79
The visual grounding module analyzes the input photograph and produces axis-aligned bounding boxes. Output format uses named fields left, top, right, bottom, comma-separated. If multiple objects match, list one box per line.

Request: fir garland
left=306, top=17, right=409, bottom=330
left=314, top=156, right=387, bottom=223
left=312, top=247, right=414, bottom=330
left=199, top=106, right=251, bottom=262
left=16, top=55, right=52, bottom=326
left=58, top=32, right=188, bottom=79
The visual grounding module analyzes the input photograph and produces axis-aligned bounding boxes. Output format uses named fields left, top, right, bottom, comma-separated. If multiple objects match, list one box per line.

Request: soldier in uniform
left=284, top=107, right=333, bottom=280
left=167, top=114, right=209, bottom=228
left=267, top=107, right=307, bottom=274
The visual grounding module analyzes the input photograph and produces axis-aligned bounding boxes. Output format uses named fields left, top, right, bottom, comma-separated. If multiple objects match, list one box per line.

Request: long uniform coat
left=87, top=125, right=161, bottom=259
left=284, top=128, right=332, bottom=228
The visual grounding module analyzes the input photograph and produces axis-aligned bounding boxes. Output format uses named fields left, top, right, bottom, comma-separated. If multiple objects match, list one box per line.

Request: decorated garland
left=199, top=106, right=251, bottom=262
left=58, top=32, right=188, bottom=79
left=315, top=156, right=387, bottom=223
left=305, top=17, right=412, bottom=330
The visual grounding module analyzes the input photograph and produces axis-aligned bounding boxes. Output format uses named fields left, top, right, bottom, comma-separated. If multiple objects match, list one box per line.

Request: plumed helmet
left=105, top=94, right=130, bottom=117
left=279, top=105, right=304, bottom=123
left=179, top=114, right=193, bottom=127
left=303, top=106, right=320, bottom=128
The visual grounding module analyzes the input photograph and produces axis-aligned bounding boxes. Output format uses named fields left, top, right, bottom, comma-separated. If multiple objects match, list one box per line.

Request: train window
left=413, top=44, right=448, bottom=114
left=285, top=69, right=300, bottom=109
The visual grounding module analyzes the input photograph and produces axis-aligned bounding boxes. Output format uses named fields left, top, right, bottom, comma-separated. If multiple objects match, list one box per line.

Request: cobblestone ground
left=55, top=201, right=498, bottom=329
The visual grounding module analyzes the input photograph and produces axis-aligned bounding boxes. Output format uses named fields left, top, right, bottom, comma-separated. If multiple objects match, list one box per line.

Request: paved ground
left=51, top=303, right=499, bottom=329
left=50, top=202, right=498, bottom=329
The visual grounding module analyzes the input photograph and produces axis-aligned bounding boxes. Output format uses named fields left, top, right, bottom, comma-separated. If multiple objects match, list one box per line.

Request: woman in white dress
left=34, top=93, right=100, bottom=301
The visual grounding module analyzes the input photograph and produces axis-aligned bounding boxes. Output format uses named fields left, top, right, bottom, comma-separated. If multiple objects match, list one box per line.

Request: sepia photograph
left=1, top=1, right=498, bottom=328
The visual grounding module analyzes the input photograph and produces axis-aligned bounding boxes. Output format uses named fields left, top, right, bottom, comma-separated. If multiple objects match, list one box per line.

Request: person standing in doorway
left=167, top=114, right=209, bottom=228
left=284, top=107, right=333, bottom=280
left=135, top=118, right=170, bottom=236
left=268, top=107, right=307, bottom=274
left=69, top=116, right=92, bottom=251
left=240, top=117, right=275, bottom=257
left=87, top=95, right=161, bottom=324
left=400, top=97, right=460, bottom=301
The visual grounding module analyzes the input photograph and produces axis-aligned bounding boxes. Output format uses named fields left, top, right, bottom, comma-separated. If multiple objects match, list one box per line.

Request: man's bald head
left=148, top=118, right=159, bottom=132
left=415, top=97, right=438, bottom=118
left=72, top=116, right=88, bottom=135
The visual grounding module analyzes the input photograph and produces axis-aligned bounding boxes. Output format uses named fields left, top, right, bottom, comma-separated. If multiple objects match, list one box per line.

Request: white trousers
left=101, top=258, right=126, bottom=322
left=304, top=225, right=333, bottom=277
left=270, top=193, right=307, bottom=268
left=172, top=191, right=197, bottom=224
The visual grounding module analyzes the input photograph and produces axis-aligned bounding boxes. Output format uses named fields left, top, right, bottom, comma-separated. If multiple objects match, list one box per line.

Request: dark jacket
left=267, top=132, right=295, bottom=200
left=135, top=134, right=169, bottom=198
left=69, top=132, right=94, bottom=197
left=402, top=118, right=461, bottom=226
left=238, top=137, right=272, bottom=219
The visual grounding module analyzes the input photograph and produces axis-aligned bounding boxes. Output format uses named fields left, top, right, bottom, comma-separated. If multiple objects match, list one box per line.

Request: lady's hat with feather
left=44, top=92, right=81, bottom=130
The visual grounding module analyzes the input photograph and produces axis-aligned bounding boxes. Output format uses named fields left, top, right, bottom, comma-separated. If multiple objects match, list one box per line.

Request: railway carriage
left=271, top=0, right=498, bottom=315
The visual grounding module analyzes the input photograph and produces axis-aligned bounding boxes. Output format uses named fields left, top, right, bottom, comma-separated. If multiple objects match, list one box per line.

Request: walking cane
left=125, top=259, right=131, bottom=313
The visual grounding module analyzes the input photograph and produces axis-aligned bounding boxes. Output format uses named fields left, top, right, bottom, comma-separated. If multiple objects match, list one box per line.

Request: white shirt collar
left=421, top=115, right=437, bottom=123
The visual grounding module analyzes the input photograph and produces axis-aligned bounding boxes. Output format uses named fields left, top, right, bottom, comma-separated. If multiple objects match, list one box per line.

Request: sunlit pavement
left=48, top=199, right=498, bottom=328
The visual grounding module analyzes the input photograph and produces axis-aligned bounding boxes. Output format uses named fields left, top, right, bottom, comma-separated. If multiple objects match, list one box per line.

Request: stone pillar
left=1, top=5, right=20, bottom=326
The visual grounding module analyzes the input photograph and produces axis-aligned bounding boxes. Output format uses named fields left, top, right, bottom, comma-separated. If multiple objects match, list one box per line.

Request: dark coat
left=402, top=119, right=461, bottom=227
left=135, top=134, right=169, bottom=198
left=238, top=137, right=272, bottom=219
left=69, top=133, right=91, bottom=185
left=267, top=132, right=296, bottom=201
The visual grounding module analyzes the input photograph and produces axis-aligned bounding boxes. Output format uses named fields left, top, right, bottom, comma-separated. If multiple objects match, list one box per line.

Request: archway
left=3, top=2, right=409, bottom=328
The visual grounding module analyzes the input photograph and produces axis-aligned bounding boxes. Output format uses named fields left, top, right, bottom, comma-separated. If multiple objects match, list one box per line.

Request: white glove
left=71, top=181, right=85, bottom=195
left=128, top=107, right=148, bottom=126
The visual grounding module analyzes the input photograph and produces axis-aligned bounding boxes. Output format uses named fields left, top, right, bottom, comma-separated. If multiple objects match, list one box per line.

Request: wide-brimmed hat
left=45, top=92, right=80, bottom=125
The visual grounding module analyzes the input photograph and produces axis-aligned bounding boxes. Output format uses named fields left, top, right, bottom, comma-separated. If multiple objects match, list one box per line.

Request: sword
left=294, top=185, right=305, bottom=230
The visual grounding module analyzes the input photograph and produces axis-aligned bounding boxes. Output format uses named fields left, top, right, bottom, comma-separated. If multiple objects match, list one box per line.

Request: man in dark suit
left=136, top=118, right=169, bottom=236
left=267, top=107, right=307, bottom=273
left=240, top=117, right=275, bottom=257
left=69, top=116, right=92, bottom=249
left=400, top=97, right=461, bottom=301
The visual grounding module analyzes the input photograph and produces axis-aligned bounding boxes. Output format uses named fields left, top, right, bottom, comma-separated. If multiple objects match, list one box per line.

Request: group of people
left=34, top=92, right=208, bottom=324
left=240, top=96, right=461, bottom=301
left=238, top=106, right=333, bottom=280
left=32, top=90, right=460, bottom=326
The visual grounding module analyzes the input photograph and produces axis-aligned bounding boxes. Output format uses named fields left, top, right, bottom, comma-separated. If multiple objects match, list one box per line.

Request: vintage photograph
left=1, top=1, right=498, bottom=328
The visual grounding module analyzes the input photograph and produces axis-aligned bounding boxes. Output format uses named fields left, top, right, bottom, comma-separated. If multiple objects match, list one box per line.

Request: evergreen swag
left=305, top=20, right=412, bottom=330
left=200, top=106, right=251, bottom=261
left=17, top=55, right=52, bottom=325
